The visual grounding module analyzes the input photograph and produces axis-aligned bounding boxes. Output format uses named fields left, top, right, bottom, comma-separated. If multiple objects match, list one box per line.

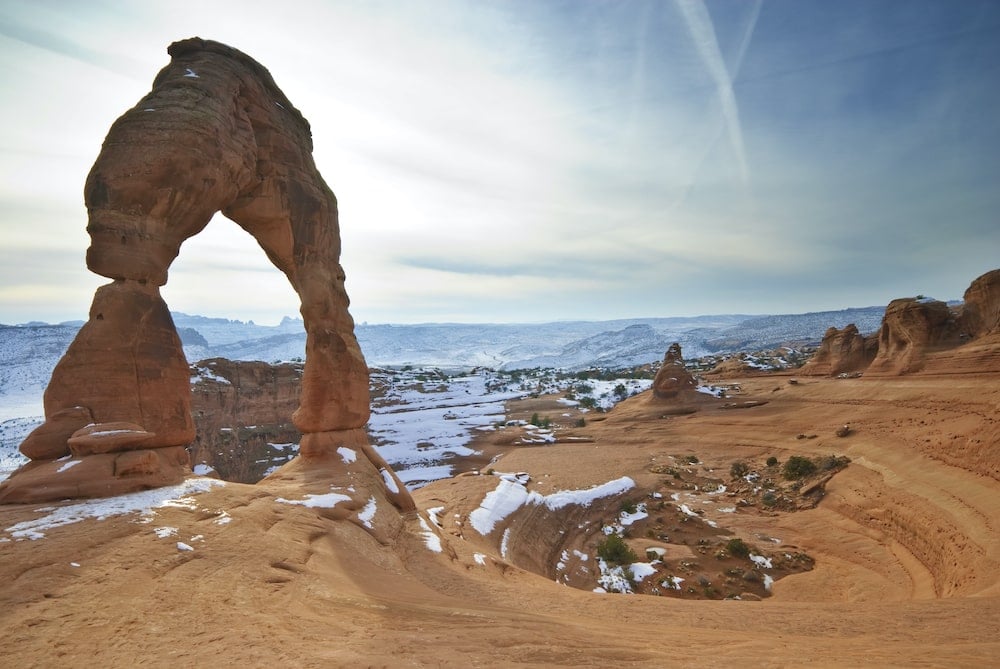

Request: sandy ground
left=1, top=372, right=998, bottom=667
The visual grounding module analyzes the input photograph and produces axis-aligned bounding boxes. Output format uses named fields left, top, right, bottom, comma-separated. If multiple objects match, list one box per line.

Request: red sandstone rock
left=867, top=298, right=961, bottom=375
left=652, top=343, right=697, bottom=398
left=68, top=422, right=158, bottom=456
left=19, top=406, right=93, bottom=460
left=0, top=446, right=189, bottom=504
left=0, top=38, right=406, bottom=509
left=42, top=281, right=194, bottom=449
left=959, top=269, right=1000, bottom=338
left=800, top=324, right=877, bottom=376
left=188, top=358, right=302, bottom=482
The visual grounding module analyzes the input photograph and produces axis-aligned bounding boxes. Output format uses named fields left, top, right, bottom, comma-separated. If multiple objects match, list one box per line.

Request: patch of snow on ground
left=597, top=558, right=633, bottom=593
left=763, top=574, right=774, bottom=591
left=395, top=464, right=453, bottom=489
left=469, top=476, right=636, bottom=535
left=190, top=364, right=231, bottom=385
left=418, top=515, right=442, bottom=552
left=380, top=469, right=400, bottom=494
left=276, top=491, right=352, bottom=509
left=662, top=575, right=684, bottom=590
left=177, top=541, right=194, bottom=551
left=750, top=554, right=773, bottom=569
left=358, top=497, right=377, bottom=528
left=192, top=463, right=215, bottom=476
left=153, top=526, right=178, bottom=538
left=473, top=552, right=487, bottom=565
left=678, top=504, right=698, bottom=517
left=0, top=416, right=40, bottom=482
left=426, top=506, right=444, bottom=528
left=2, top=478, right=226, bottom=541
left=619, top=502, right=648, bottom=526
left=469, top=478, right=530, bottom=535
left=500, top=528, right=511, bottom=559
left=337, top=446, right=357, bottom=464
left=629, top=562, right=658, bottom=582
left=368, top=369, right=519, bottom=485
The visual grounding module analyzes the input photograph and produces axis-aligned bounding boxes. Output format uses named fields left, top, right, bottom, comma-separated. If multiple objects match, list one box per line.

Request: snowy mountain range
left=0, top=306, right=884, bottom=423
left=0, top=306, right=887, bottom=484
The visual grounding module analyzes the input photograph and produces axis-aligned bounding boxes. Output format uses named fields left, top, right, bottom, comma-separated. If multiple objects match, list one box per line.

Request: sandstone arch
left=1, top=38, right=412, bottom=511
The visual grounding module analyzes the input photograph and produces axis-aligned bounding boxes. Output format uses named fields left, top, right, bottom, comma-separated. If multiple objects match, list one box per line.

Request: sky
left=0, top=0, right=997, bottom=325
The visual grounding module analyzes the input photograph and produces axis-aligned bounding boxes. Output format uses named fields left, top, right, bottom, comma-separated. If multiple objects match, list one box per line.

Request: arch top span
left=0, top=38, right=411, bottom=511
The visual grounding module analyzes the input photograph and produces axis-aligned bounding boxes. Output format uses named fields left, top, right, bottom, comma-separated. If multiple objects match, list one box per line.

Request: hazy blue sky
left=1, top=0, right=997, bottom=324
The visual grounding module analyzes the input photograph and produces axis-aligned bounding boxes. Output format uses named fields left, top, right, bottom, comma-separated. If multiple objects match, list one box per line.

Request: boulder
left=0, top=446, right=189, bottom=504
left=68, top=422, right=158, bottom=456
left=18, top=406, right=93, bottom=460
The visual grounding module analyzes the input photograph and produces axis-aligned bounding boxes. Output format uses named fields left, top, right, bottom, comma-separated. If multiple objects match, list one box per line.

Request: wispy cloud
left=674, top=0, right=752, bottom=186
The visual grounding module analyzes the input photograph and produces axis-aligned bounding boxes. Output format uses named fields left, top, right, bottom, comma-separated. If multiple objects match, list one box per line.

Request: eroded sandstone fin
left=1, top=38, right=409, bottom=510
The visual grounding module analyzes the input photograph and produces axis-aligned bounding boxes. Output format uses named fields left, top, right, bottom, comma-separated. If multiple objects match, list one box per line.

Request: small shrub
left=574, top=417, right=586, bottom=428
left=726, top=538, right=751, bottom=559
left=782, top=455, right=817, bottom=480
left=596, top=533, right=638, bottom=565
left=685, top=454, right=700, bottom=464
left=766, top=456, right=779, bottom=467
left=730, top=461, right=750, bottom=478
left=529, top=413, right=551, bottom=428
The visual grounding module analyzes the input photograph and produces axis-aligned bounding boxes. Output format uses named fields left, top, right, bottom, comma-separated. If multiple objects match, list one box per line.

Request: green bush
left=766, top=456, right=779, bottom=467
left=529, top=413, right=551, bottom=428
left=597, top=533, right=638, bottom=565
left=726, top=538, right=751, bottom=558
left=782, top=455, right=818, bottom=480
left=730, top=461, right=750, bottom=478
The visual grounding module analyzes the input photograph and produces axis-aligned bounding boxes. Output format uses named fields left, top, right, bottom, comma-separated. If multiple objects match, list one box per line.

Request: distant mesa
left=801, top=268, right=1000, bottom=377
left=0, top=38, right=412, bottom=515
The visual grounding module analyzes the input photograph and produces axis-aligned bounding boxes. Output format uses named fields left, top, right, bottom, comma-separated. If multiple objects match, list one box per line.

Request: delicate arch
left=1, top=39, right=412, bottom=511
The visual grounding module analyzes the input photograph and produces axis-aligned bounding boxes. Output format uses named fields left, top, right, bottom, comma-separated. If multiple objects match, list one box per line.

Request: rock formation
left=800, top=324, right=877, bottom=376
left=799, top=269, right=1000, bottom=377
left=189, top=358, right=303, bottom=482
left=958, top=268, right=1000, bottom=338
left=651, top=343, right=697, bottom=398
left=0, top=38, right=412, bottom=512
left=867, top=297, right=960, bottom=375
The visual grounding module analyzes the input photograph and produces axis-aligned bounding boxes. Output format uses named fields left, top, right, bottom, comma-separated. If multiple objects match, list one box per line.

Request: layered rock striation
left=1, top=38, right=411, bottom=512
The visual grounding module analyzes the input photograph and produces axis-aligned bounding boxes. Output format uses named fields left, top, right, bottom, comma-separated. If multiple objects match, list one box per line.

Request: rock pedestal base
left=0, top=446, right=190, bottom=504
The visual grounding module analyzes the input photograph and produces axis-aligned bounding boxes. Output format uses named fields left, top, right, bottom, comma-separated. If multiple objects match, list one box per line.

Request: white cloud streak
left=674, top=0, right=751, bottom=186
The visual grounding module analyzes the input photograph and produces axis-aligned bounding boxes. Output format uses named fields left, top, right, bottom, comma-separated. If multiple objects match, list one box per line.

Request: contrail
left=675, top=0, right=755, bottom=186
left=732, top=0, right=763, bottom=80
